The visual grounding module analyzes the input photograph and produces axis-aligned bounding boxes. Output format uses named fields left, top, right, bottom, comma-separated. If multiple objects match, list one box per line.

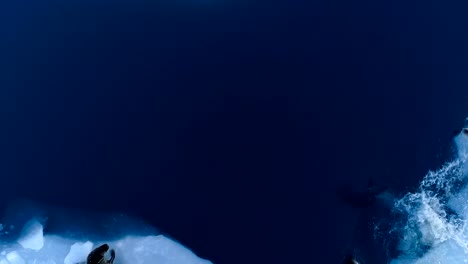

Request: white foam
left=390, top=122, right=468, bottom=263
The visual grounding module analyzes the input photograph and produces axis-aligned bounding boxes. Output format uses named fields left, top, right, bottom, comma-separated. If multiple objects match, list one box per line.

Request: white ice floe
left=0, top=215, right=212, bottom=264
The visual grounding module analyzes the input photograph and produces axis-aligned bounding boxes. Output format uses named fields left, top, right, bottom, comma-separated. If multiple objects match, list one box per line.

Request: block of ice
left=64, top=241, right=94, bottom=264
left=17, top=219, right=44, bottom=251
left=5, top=252, right=25, bottom=264
left=110, top=235, right=212, bottom=264
left=0, top=206, right=213, bottom=264
left=0, top=233, right=211, bottom=264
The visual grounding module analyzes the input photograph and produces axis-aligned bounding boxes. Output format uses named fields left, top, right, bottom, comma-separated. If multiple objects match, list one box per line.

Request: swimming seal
left=87, top=244, right=115, bottom=264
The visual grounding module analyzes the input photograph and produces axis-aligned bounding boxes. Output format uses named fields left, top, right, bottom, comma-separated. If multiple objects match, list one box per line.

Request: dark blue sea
left=1, top=1, right=468, bottom=263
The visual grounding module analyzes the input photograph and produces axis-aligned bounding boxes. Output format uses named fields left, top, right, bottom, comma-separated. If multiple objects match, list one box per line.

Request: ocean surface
left=1, top=0, right=468, bottom=263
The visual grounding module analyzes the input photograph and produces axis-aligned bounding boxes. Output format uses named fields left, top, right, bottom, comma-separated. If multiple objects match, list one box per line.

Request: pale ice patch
left=17, top=219, right=44, bottom=251
left=5, top=232, right=212, bottom=264
left=110, top=235, right=211, bottom=264
left=0, top=206, right=213, bottom=264
left=64, top=241, right=93, bottom=264
left=5, top=252, right=25, bottom=264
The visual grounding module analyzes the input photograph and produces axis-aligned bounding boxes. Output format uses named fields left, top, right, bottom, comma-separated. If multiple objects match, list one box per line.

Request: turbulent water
left=388, top=122, right=468, bottom=263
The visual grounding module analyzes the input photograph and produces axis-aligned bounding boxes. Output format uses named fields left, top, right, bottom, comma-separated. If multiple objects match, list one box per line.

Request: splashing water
left=389, top=124, right=468, bottom=264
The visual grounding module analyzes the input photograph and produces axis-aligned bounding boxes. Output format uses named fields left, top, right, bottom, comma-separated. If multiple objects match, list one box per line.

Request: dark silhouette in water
left=463, top=128, right=468, bottom=136
left=337, top=179, right=388, bottom=209
left=452, top=128, right=468, bottom=137
left=452, top=118, right=468, bottom=137
left=340, top=254, right=360, bottom=264
left=337, top=179, right=394, bottom=263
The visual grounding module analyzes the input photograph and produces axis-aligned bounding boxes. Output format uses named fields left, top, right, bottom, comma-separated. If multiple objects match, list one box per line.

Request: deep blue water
left=1, top=0, right=468, bottom=263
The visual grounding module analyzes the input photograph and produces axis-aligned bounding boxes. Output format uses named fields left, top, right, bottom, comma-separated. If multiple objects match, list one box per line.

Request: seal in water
left=87, top=244, right=116, bottom=264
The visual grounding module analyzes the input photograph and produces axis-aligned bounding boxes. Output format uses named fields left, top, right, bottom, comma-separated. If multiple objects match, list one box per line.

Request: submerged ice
left=389, top=121, right=468, bottom=263
left=0, top=204, right=212, bottom=264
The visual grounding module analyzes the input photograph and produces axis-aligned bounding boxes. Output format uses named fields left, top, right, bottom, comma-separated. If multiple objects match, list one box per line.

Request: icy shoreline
left=0, top=212, right=212, bottom=264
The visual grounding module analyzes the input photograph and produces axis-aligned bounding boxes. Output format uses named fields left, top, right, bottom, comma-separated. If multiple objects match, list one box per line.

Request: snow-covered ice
left=0, top=203, right=212, bottom=264
left=64, top=241, right=93, bottom=264
left=17, top=219, right=44, bottom=251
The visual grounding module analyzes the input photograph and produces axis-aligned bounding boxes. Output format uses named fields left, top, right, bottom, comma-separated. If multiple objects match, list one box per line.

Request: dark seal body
left=86, top=244, right=116, bottom=264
